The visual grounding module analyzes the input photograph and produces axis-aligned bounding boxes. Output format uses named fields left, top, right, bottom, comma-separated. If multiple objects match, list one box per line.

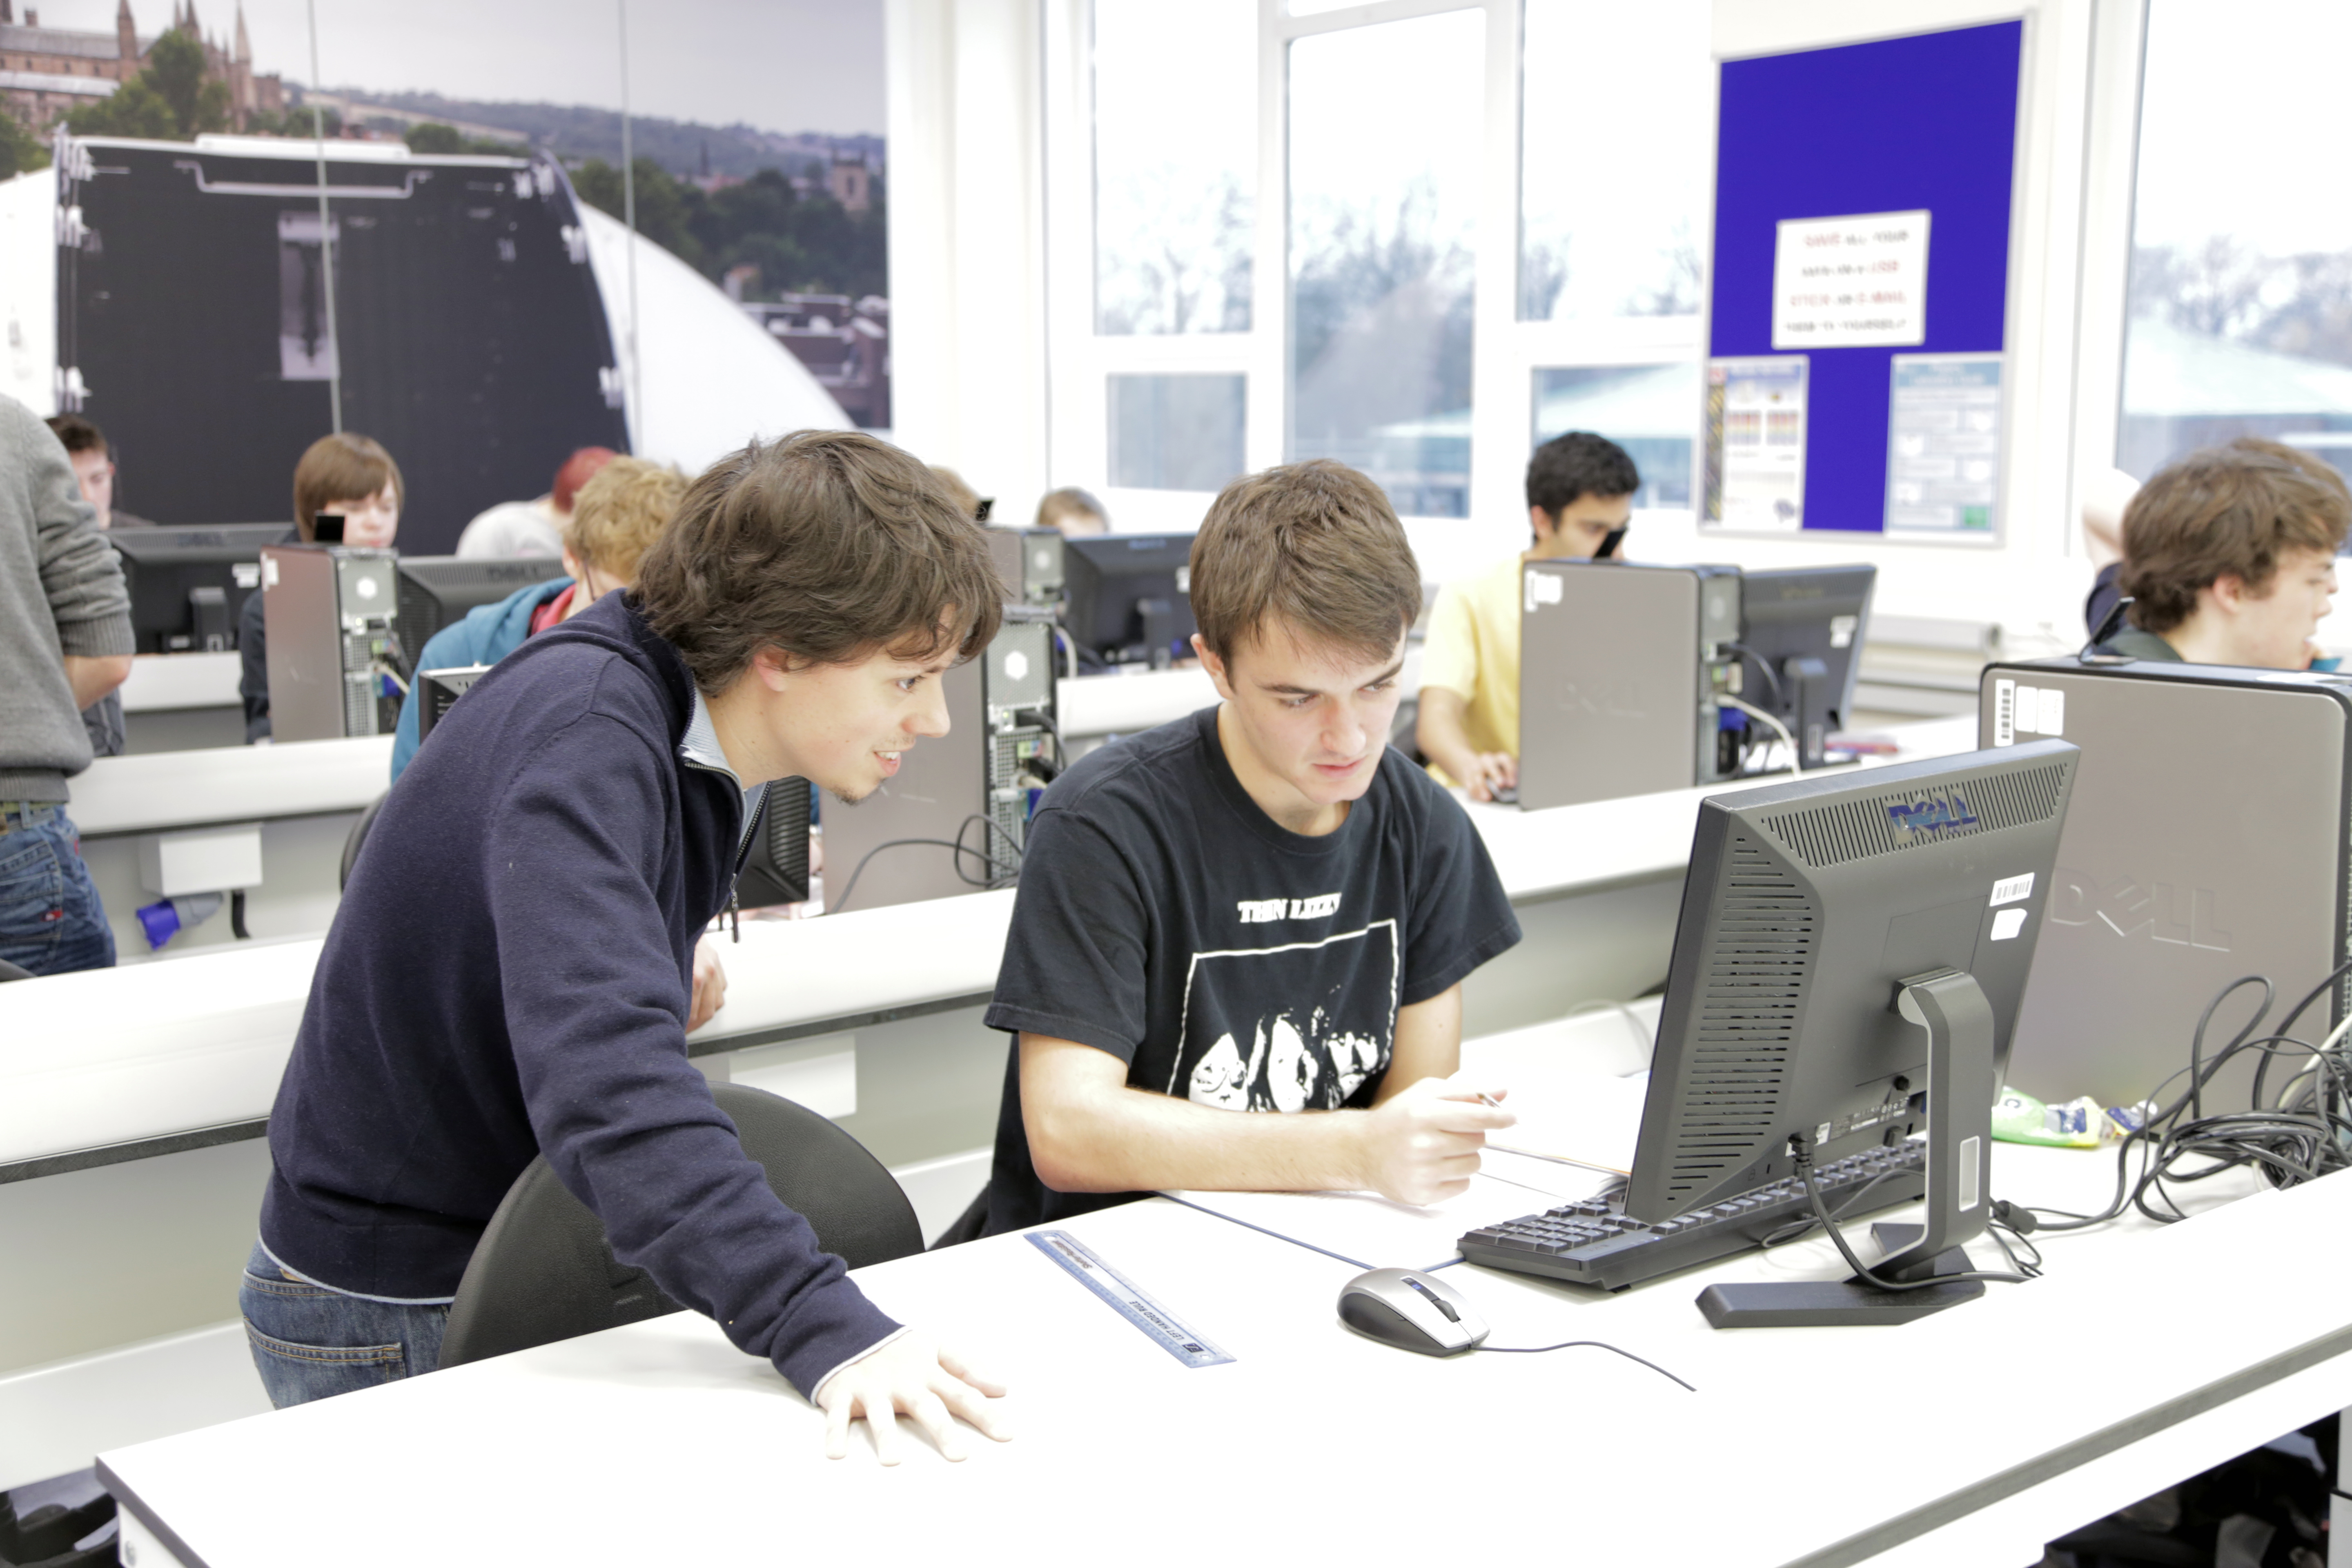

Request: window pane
left=1109, top=374, right=1247, bottom=491
left=1532, top=365, right=1697, bottom=507
left=1288, top=10, right=1484, bottom=518
left=1093, top=0, right=1256, bottom=334
left=1519, top=0, right=1710, bottom=322
left=2121, top=0, right=2352, bottom=481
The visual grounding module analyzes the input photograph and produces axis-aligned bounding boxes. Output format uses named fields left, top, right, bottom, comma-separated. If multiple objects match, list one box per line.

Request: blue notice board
left=1708, top=22, right=2022, bottom=534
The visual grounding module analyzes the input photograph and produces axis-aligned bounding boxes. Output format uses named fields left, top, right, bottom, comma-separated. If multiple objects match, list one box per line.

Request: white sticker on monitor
left=1525, top=570, right=1564, bottom=613
left=1829, top=614, right=1858, bottom=649
left=1989, top=873, right=2034, bottom=907
left=2038, top=688, right=2065, bottom=737
left=1991, top=678, right=2016, bottom=746
left=1989, top=907, right=2028, bottom=941
left=2013, top=684, right=2041, bottom=734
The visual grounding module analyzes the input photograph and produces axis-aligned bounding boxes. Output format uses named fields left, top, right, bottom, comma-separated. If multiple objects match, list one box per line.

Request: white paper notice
left=1773, top=210, right=1930, bottom=349
left=1702, top=356, right=1809, bottom=531
left=1886, top=353, right=2002, bottom=537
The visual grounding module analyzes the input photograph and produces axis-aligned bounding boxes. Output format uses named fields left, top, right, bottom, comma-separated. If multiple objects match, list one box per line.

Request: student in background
left=248, top=432, right=1012, bottom=1462
left=1033, top=487, right=1108, bottom=536
left=0, top=397, right=132, bottom=976
left=2101, top=438, right=2350, bottom=668
left=929, top=465, right=983, bottom=519
left=452, top=446, right=617, bottom=559
left=46, top=414, right=151, bottom=757
left=238, top=433, right=403, bottom=742
left=390, top=456, right=685, bottom=783
left=973, top=459, right=1521, bottom=1240
left=45, top=414, right=154, bottom=530
left=1416, top=431, right=1637, bottom=801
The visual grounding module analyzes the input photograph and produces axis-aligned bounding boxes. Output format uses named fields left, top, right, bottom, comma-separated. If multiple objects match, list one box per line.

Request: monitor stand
left=1697, top=967, right=1996, bottom=1327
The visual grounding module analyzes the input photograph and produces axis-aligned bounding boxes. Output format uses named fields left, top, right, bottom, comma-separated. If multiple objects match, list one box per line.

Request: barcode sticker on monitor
left=1989, top=873, right=2034, bottom=906
left=1992, top=679, right=2016, bottom=746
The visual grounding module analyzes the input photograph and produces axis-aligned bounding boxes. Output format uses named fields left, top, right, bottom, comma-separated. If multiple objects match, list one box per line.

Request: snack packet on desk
left=1992, top=1085, right=2110, bottom=1149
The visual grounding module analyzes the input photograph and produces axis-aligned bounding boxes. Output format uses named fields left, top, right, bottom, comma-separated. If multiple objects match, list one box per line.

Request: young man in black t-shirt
left=982, top=460, right=1523, bottom=1236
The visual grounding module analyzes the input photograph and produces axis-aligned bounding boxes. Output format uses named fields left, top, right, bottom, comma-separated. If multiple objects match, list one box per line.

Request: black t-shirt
left=982, top=704, right=1522, bottom=1235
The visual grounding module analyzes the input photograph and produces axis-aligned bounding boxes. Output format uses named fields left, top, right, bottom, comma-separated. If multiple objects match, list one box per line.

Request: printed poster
left=1702, top=356, right=1808, bottom=532
left=1886, top=353, right=2003, bottom=538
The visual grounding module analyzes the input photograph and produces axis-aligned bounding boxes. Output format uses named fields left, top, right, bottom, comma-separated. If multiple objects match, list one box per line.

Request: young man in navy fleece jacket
left=245, top=431, right=1011, bottom=1464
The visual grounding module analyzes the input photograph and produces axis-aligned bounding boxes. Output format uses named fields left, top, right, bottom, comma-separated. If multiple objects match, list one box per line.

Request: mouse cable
left=1472, top=1339, right=1696, bottom=1392
left=828, top=836, right=1019, bottom=914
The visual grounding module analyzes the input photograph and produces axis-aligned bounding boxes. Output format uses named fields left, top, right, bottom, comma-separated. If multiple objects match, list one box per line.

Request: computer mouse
left=1336, top=1267, right=1489, bottom=1356
left=1488, top=784, right=1519, bottom=806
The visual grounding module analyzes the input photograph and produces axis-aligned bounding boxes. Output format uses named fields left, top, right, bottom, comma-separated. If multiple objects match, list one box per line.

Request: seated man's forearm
left=1024, top=1054, right=1365, bottom=1195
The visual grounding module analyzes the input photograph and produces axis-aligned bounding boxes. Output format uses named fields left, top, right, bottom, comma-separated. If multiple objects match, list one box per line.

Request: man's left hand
left=688, top=935, right=728, bottom=1032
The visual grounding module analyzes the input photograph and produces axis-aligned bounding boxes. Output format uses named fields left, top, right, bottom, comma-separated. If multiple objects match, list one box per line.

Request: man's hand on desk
left=815, top=1333, right=1011, bottom=1465
left=1356, top=1076, right=1515, bottom=1206
left=687, top=935, right=727, bottom=1033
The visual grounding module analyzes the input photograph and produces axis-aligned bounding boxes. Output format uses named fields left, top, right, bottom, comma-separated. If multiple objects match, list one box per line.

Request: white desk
left=92, top=1036, right=2352, bottom=1567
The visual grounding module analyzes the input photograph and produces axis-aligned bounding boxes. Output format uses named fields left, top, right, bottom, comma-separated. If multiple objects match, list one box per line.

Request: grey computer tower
left=822, top=608, right=1058, bottom=913
left=261, top=544, right=402, bottom=742
left=984, top=527, right=1066, bottom=608
left=1978, top=658, right=2352, bottom=1109
left=1517, top=561, right=1742, bottom=810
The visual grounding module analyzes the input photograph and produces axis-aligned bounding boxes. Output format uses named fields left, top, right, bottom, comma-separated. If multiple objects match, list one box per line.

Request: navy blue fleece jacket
left=260, top=591, right=898, bottom=1397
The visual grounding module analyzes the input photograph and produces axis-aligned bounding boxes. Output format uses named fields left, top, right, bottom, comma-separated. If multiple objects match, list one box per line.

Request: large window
left=2120, top=0, right=2352, bottom=481
left=1519, top=0, right=1709, bottom=323
left=1287, top=9, right=1486, bottom=519
left=1092, top=0, right=1256, bottom=336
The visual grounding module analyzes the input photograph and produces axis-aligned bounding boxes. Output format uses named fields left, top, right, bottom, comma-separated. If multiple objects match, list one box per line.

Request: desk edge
left=0, top=1119, right=269, bottom=1185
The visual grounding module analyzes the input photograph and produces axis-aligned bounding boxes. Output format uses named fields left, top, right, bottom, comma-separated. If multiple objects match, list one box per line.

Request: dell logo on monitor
left=1886, top=795, right=1980, bottom=834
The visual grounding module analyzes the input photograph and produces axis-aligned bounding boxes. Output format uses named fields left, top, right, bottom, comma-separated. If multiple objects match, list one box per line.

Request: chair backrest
left=439, top=1082, right=922, bottom=1368
left=340, top=793, right=390, bottom=891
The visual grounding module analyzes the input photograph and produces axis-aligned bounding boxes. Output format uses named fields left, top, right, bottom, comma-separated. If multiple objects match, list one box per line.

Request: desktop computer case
left=984, top=528, right=1066, bottom=608
left=1978, top=658, right=2352, bottom=1109
left=820, top=610, right=1057, bottom=913
left=1518, top=561, right=1741, bottom=810
left=261, top=545, right=400, bottom=742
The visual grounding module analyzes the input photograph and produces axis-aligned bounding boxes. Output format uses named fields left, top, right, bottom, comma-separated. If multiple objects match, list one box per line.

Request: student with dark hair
left=238, top=432, right=406, bottom=742
left=974, top=459, right=1522, bottom=1239
left=45, top=413, right=151, bottom=756
left=246, top=431, right=1012, bottom=1463
left=1415, top=431, right=1638, bottom=800
left=2098, top=437, right=2349, bottom=668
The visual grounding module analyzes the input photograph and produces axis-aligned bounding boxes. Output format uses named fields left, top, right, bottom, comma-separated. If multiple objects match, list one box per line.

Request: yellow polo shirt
left=1419, top=553, right=1524, bottom=784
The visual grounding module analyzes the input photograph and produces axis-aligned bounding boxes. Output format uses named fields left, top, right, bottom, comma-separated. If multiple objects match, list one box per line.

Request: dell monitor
left=1732, top=564, right=1875, bottom=768
left=1062, top=532, right=1198, bottom=668
left=395, top=556, right=569, bottom=652
left=109, top=522, right=292, bottom=653
left=1628, top=738, right=2078, bottom=1326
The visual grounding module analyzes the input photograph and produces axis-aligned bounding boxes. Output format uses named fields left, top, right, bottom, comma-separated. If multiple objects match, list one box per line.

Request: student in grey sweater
left=1, top=395, right=134, bottom=975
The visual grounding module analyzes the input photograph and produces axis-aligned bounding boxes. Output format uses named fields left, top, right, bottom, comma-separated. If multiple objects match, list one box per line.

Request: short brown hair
left=46, top=413, right=106, bottom=457
left=565, top=456, right=684, bottom=581
left=293, top=432, right=403, bottom=542
left=1034, top=487, right=1105, bottom=531
left=635, top=431, right=1006, bottom=693
left=1189, top=460, right=1421, bottom=665
left=2120, top=438, right=2351, bottom=633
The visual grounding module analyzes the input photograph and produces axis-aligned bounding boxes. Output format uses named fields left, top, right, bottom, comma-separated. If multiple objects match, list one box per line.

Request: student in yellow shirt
left=1416, top=432, right=1637, bottom=799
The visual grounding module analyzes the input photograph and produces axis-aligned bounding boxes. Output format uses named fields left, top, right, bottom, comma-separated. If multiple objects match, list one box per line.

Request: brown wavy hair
left=1189, top=460, right=1421, bottom=666
left=292, top=432, right=403, bottom=541
left=2121, top=437, right=2350, bottom=634
left=634, top=431, right=1005, bottom=693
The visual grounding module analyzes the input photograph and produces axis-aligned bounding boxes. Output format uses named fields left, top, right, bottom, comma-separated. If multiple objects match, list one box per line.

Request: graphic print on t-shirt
left=1170, top=921, right=1400, bottom=1112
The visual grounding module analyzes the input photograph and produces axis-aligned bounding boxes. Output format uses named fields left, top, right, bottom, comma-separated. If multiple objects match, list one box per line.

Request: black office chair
left=439, top=1082, right=923, bottom=1368
left=339, top=793, right=389, bottom=891
left=0, top=958, right=32, bottom=982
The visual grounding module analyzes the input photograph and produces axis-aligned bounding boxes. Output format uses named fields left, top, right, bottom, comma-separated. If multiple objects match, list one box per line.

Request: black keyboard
left=1459, top=1140, right=1927, bottom=1292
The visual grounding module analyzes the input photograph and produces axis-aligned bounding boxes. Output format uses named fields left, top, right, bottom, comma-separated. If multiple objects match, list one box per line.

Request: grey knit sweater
left=1, top=395, right=133, bottom=802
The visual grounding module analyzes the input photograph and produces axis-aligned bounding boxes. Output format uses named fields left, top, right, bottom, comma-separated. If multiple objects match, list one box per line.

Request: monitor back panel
left=1519, top=563, right=1726, bottom=810
left=819, top=657, right=987, bottom=913
left=1978, top=662, right=2352, bottom=1109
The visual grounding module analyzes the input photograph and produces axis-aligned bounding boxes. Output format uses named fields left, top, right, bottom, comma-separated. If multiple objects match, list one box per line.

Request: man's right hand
left=1354, top=1075, right=1515, bottom=1205
left=1459, top=751, right=1518, bottom=802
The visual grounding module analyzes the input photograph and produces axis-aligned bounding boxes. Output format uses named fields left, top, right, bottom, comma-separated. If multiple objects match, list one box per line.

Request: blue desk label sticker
left=1025, top=1230, right=1235, bottom=1369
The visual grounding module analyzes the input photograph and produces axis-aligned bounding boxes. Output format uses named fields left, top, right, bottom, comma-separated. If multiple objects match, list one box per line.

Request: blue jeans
left=239, top=1242, right=452, bottom=1408
left=0, top=803, right=114, bottom=976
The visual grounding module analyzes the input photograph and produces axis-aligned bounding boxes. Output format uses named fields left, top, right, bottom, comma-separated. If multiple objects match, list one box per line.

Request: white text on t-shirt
left=1236, top=893, right=1342, bottom=924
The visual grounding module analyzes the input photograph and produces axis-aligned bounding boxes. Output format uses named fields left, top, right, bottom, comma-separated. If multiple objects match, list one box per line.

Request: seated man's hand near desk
left=1020, top=987, right=1516, bottom=1208
left=815, top=1332, right=1012, bottom=1464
